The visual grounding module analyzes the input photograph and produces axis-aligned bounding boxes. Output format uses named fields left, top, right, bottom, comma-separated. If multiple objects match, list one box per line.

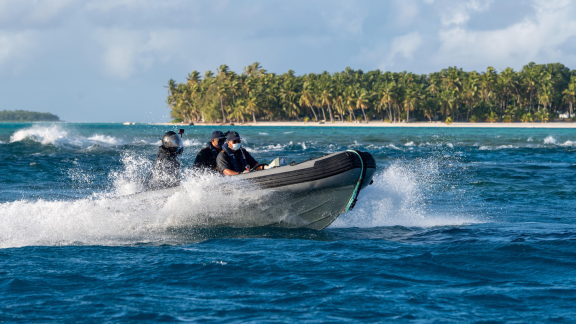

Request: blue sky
left=1, top=0, right=575, bottom=122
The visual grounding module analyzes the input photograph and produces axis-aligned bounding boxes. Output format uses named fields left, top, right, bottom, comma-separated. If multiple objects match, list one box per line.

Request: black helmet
left=162, top=131, right=184, bottom=155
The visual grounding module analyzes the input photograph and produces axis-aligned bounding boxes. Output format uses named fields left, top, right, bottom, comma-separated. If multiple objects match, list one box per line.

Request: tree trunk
left=570, top=102, right=573, bottom=118
left=361, top=107, right=368, bottom=123
left=220, top=96, right=227, bottom=123
left=406, top=104, right=410, bottom=123
left=252, top=111, right=257, bottom=123
left=327, top=103, right=334, bottom=123
left=341, top=113, right=344, bottom=123
left=308, top=104, right=318, bottom=121
left=321, top=107, right=327, bottom=121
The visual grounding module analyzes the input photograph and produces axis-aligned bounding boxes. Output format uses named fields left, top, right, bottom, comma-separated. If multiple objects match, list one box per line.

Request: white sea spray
left=544, top=135, right=556, bottom=144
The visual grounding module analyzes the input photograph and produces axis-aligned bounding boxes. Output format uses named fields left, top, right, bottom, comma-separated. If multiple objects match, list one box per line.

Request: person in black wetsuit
left=144, top=131, right=184, bottom=190
left=217, top=131, right=267, bottom=176
left=193, top=130, right=226, bottom=172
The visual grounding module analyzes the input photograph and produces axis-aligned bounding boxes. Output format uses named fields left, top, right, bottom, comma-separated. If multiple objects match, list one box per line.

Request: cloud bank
left=0, top=0, right=574, bottom=122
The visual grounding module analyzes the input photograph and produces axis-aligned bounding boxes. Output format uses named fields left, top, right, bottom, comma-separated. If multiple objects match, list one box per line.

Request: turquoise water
left=1, top=123, right=576, bottom=322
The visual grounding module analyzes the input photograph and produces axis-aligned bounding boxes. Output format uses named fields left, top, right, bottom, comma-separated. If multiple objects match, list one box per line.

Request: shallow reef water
left=1, top=123, right=576, bottom=322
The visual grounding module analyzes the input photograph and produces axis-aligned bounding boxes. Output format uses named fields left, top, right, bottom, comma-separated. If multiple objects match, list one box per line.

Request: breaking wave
left=9, top=125, right=125, bottom=147
left=7, top=125, right=204, bottom=149
left=544, top=135, right=556, bottom=144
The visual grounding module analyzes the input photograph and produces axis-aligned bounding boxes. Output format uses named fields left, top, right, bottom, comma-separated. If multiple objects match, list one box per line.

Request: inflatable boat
left=234, top=149, right=376, bottom=230
left=131, top=150, right=376, bottom=231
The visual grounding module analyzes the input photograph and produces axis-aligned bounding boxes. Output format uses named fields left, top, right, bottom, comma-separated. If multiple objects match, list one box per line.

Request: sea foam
left=331, top=159, right=479, bottom=228
left=10, top=125, right=124, bottom=148
left=544, top=135, right=556, bottom=144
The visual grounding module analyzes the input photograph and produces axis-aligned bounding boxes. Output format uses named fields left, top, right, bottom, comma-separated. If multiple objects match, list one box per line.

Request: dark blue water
left=1, top=123, right=576, bottom=322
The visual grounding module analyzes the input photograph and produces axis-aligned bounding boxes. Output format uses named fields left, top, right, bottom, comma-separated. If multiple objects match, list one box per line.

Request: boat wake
left=0, top=150, right=481, bottom=248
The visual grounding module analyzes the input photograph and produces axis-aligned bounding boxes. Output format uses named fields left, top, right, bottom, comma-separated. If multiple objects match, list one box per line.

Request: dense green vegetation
left=167, top=62, right=576, bottom=124
left=0, top=110, right=60, bottom=122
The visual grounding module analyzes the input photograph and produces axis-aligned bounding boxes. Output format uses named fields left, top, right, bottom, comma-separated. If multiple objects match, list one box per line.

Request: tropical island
left=166, top=62, right=576, bottom=125
left=0, top=110, right=60, bottom=122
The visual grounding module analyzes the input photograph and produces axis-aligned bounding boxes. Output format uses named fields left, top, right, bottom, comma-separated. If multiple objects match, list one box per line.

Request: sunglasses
left=217, top=139, right=226, bottom=144
left=231, top=139, right=241, bottom=144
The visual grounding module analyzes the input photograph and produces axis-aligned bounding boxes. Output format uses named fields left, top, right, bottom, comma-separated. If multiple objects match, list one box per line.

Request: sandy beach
left=151, top=121, right=576, bottom=128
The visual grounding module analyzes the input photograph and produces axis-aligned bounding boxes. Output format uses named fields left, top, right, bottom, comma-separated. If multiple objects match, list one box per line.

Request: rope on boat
left=345, top=150, right=366, bottom=212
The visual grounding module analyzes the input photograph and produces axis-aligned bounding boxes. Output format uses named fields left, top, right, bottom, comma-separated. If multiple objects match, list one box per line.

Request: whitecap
left=479, top=145, right=517, bottom=151
left=88, top=134, right=123, bottom=145
left=404, top=141, right=415, bottom=147
left=10, top=125, right=69, bottom=145
left=183, top=139, right=201, bottom=147
left=259, top=133, right=269, bottom=136
left=544, top=135, right=556, bottom=144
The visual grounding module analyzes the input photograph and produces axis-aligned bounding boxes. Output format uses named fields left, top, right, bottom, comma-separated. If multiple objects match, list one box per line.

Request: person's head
left=161, top=131, right=184, bottom=155
left=226, top=131, right=242, bottom=151
left=210, top=131, right=226, bottom=148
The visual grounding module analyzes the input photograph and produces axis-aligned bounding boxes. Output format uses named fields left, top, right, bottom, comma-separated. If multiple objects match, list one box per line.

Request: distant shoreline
left=149, top=121, right=576, bottom=128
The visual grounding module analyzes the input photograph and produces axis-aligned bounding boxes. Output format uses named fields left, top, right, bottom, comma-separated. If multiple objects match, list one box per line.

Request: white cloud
left=390, top=32, right=423, bottom=59
left=441, top=0, right=493, bottom=26
left=435, top=0, right=576, bottom=69
left=0, top=32, right=34, bottom=73
left=0, top=0, right=77, bottom=27
left=321, top=0, right=367, bottom=36
left=96, top=29, right=181, bottom=78
left=354, top=31, right=423, bottom=71
left=395, top=0, right=420, bottom=27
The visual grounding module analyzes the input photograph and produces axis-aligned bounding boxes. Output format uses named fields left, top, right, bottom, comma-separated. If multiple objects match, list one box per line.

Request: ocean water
left=1, top=122, right=576, bottom=323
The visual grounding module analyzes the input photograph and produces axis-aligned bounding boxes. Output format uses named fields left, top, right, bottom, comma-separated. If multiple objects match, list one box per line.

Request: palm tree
left=404, top=84, right=424, bottom=123
left=355, top=88, right=370, bottom=122
left=244, top=95, right=259, bottom=123
left=562, top=77, right=576, bottom=117
left=186, top=71, right=201, bottom=86
left=166, top=62, right=576, bottom=125
left=318, top=81, right=335, bottom=123
left=299, top=82, right=319, bottom=122
left=538, top=84, right=552, bottom=112
left=343, top=87, right=357, bottom=121
left=216, top=84, right=228, bottom=123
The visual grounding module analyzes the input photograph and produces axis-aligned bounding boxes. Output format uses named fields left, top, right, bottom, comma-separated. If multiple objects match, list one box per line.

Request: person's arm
left=217, top=151, right=243, bottom=176
left=223, top=168, right=240, bottom=176
left=244, top=150, right=266, bottom=171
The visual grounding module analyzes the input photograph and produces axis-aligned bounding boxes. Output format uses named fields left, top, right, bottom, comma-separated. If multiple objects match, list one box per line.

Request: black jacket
left=144, top=146, right=181, bottom=190
left=193, top=143, right=220, bottom=171
left=216, top=146, right=259, bottom=173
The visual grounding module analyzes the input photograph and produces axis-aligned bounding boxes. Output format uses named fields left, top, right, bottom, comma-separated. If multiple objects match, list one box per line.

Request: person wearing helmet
left=144, top=131, right=184, bottom=190
left=193, top=130, right=226, bottom=172
left=217, top=131, right=267, bottom=176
